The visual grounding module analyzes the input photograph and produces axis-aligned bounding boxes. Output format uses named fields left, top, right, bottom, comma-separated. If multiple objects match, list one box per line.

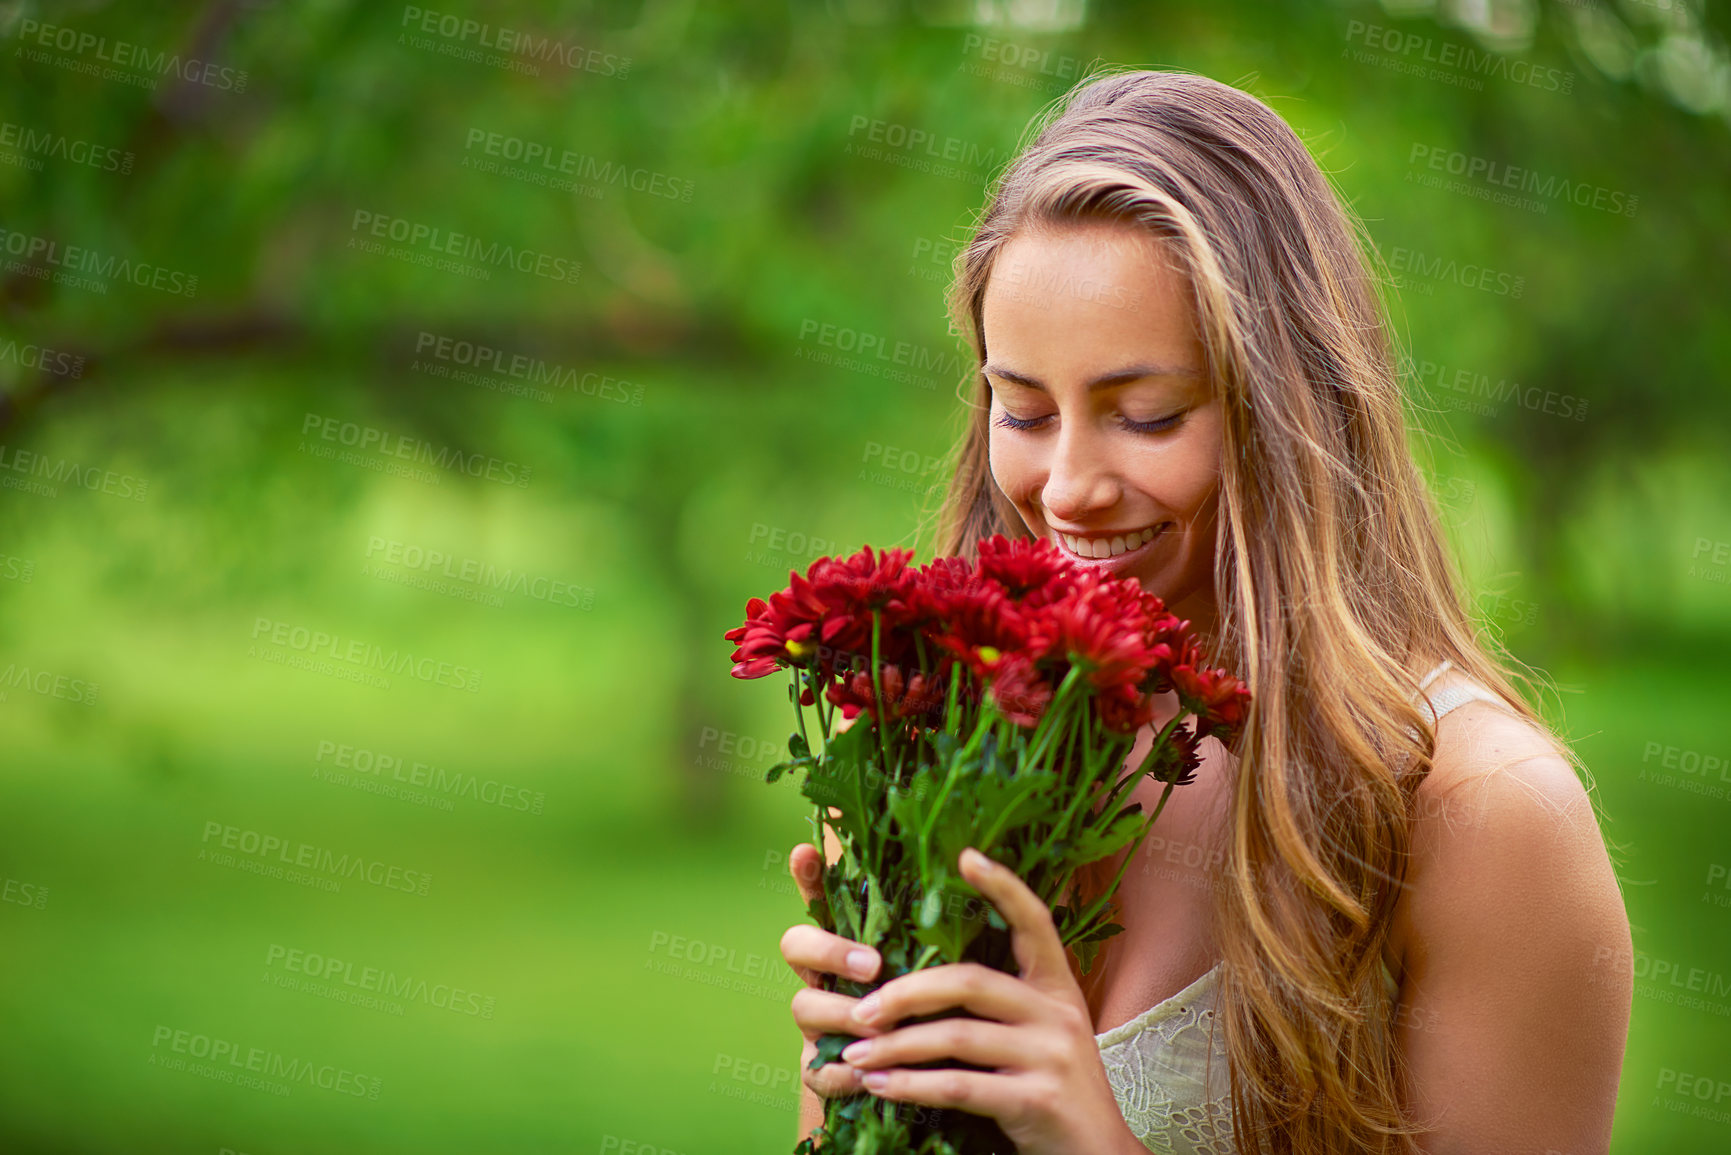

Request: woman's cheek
left=1162, top=417, right=1225, bottom=517
left=988, top=434, right=1032, bottom=508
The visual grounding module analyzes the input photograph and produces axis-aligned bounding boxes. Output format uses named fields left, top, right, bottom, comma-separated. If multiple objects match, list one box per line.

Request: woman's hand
left=780, top=840, right=887, bottom=1102
left=835, top=847, right=1141, bottom=1155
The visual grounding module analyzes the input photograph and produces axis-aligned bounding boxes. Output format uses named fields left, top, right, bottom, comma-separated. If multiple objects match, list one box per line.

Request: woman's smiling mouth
left=1051, top=523, right=1168, bottom=568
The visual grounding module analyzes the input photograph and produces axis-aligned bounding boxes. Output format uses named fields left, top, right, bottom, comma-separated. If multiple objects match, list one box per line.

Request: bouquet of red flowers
left=724, top=534, right=1248, bottom=1155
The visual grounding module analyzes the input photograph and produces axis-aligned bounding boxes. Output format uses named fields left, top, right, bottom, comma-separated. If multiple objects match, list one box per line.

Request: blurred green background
left=1, top=1, right=1728, bottom=1152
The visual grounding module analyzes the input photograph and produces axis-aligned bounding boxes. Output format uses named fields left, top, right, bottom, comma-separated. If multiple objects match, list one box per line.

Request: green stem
left=790, top=669, right=811, bottom=756
left=869, top=611, right=893, bottom=777
left=976, top=776, right=1045, bottom=852
left=1065, top=797, right=1166, bottom=942
left=1099, top=710, right=1186, bottom=814
left=944, top=658, right=962, bottom=735
left=1027, top=711, right=1106, bottom=868
left=920, top=717, right=978, bottom=849
left=1024, top=665, right=1084, bottom=765
left=1061, top=719, right=1190, bottom=942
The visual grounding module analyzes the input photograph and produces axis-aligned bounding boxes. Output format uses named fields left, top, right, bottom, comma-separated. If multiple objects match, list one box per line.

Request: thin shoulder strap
left=1414, top=659, right=1507, bottom=726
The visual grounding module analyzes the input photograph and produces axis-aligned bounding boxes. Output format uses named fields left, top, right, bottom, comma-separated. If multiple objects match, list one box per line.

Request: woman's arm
left=1391, top=704, right=1633, bottom=1155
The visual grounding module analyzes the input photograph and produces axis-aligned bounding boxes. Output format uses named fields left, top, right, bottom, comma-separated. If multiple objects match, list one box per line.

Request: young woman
left=779, top=69, right=1632, bottom=1155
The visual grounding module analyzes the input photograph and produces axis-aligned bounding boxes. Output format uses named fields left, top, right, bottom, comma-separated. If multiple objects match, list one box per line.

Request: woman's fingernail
left=862, top=1071, right=889, bottom=1091
left=853, top=992, right=881, bottom=1023
left=846, top=949, right=877, bottom=978
left=841, top=1039, right=872, bottom=1063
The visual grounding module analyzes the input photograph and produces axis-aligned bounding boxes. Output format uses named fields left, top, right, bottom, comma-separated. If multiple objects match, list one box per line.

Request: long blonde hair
left=923, top=67, right=1588, bottom=1155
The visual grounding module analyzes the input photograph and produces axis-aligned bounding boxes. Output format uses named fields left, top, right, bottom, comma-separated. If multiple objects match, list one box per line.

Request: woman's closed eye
left=991, top=410, right=1185, bottom=435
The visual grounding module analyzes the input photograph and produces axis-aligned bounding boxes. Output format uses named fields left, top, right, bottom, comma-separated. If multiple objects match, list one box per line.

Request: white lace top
left=1095, top=660, right=1505, bottom=1153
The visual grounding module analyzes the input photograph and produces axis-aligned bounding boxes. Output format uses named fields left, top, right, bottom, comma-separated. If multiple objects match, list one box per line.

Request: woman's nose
left=1038, top=424, right=1121, bottom=524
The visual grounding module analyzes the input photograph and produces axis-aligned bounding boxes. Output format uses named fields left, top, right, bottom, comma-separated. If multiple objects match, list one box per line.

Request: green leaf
left=831, top=872, right=863, bottom=941
left=809, top=1031, right=861, bottom=1070
left=918, top=887, right=944, bottom=929
left=1063, top=808, right=1149, bottom=865
left=766, top=755, right=813, bottom=784
left=862, top=874, right=893, bottom=946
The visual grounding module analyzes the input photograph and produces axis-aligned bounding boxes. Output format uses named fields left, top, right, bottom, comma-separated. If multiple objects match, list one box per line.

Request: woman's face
left=983, top=221, right=1223, bottom=639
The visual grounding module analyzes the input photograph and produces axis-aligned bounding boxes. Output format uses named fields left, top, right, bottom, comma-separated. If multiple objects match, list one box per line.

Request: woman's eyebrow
left=982, top=363, right=1201, bottom=392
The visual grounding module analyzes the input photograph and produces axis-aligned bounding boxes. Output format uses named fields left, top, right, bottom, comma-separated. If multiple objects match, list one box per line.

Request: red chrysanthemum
left=725, top=533, right=1250, bottom=746
left=826, top=662, right=948, bottom=725
left=926, top=579, right=1034, bottom=683
left=974, top=533, right=1076, bottom=608
left=985, top=651, right=1056, bottom=729
left=1171, top=664, right=1251, bottom=745
left=722, top=545, right=920, bottom=681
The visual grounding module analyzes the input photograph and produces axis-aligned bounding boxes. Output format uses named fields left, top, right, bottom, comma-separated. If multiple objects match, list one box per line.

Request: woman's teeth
left=1058, top=525, right=1159, bottom=559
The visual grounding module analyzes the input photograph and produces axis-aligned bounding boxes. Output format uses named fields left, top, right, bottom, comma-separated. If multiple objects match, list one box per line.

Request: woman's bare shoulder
left=1392, top=684, right=1626, bottom=979
left=1415, top=684, right=1587, bottom=829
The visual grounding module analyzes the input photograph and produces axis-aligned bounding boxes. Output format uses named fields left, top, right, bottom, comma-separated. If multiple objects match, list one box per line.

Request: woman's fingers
left=802, top=1037, right=864, bottom=1098
left=850, top=961, right=1040, bottom=1028
left=788, top=843, right=825, bottom=904
left=791, top=986, right=886, bottom=1040
left=781, top=923, right=880, bottom=988
left=839, top=1016, right=1036, bottom=1072
left=956, top=847, right=1079, bottom=996
left=849, top=1065, right=1027, bottom=1121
